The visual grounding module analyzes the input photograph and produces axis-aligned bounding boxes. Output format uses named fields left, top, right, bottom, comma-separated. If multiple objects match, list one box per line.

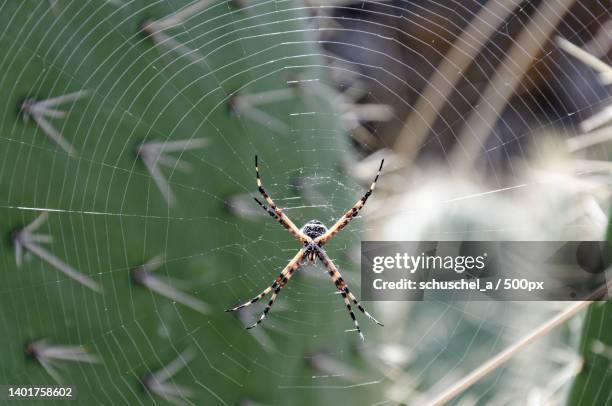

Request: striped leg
left=254, top=197, right=280, bottom=221
left=316, top=250, right=383, bottom=340
left=246, top=256, right=300, bottom=329
left=226, top=249, right=304, bottom=313
left=255, top=198, right=316, bottom=247
left=225, top=281, right=277, bottom=313
left=255, top=156, right=312, bottom=244
left=344, top=286, right=383, bottom=326
left=315, top=159, right=384, bottom=247
left=339, top=290, right=364, bottom=341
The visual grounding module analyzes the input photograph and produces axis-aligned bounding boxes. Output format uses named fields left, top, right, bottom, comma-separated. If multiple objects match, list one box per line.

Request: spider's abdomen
left=301, top=219, right=328, bottom=239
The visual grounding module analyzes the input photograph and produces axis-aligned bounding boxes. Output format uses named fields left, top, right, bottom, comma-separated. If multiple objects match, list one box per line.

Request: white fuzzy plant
left=345, top=36, right=612, bottom=406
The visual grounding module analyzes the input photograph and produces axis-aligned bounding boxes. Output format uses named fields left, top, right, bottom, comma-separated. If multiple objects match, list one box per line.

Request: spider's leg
left=255, top=156, right=312, bottom=244
left=344, top=286, right=383, bottom=326
left=246, top=285, right=282, bottom=330
left=315, top=159, right=384, bottom=247
left=254, top=198, right=314, bottom=242
left=226, top=249, right=304, bottom=313
left=254, top=197, right=280, bottom=221
left=225, top=283, right=275, bottom=313
left=246, top=253, right=302, bottom=329
left=254, top=196, right=307, bottom=240
left=316, top=249, right=383, bottom=340
left=339, top=290, right=364, bottom=341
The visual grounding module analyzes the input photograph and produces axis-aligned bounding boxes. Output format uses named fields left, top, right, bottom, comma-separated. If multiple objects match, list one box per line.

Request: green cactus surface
left=568, top=301, right=612, bottom=406
left=568, top=224, right=612, bottom=406
left=0, top=1, right=383, bottom=404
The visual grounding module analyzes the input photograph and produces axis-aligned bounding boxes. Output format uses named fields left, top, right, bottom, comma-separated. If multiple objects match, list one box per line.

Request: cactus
left=0, top=1, right=384, bottom=404
left=568, top=301, right=612, bottom=406
left=567, top=221, right=612, bottom=406
left=562, top=37, right=612, bottom=406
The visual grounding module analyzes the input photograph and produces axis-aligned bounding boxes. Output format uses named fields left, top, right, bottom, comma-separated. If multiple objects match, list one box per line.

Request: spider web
left=0, top=1, right=610, bottom=405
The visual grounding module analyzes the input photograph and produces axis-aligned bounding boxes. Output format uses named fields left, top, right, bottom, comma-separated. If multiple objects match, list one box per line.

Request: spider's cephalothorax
left=226, top=156, right=385, bottom=340
left=301, top=220, right=328, bottom=261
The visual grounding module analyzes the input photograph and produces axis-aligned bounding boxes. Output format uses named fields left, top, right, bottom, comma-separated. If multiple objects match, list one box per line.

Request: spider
left=226, top=156, right=384, bottom=340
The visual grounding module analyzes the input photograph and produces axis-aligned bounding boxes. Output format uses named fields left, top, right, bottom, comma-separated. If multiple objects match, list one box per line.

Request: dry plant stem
left=305, top=0, right=391, bottom=6
left=448, top=0, right=576, bottom=173
left=567, top=126, right=612, bottom=151
left=233, top=89, right=294, bottom=107
left=14, top=212, right=101, bottom=293
left=22, top=90, right=89, bottom=157
left=584, top=19, right=612, bottom=57
left=144, top=348, right=196, bottom=405
left=235, top=105, right=289, bottom=134
left=580, top=105, right=612, bottom=133
left=153, top=0, right=214, bottom=30
left=137, top=138, right=207, bottom=206
left=425, top=279, right=611, bottom=406
left=571, top=159, right=612, bottom=172
left=393, top=0, right=521, bottom=162
left=133, top=256, right=210, bottom=314
left=149, top=28, right=206, bottom=65
left=29, top=114, right=78, bottom=156
left=138, top=272, right=210, bottom=314
left=556, top=36, right=612, bottom=79
left=231, top=89, right=295, bottom=134
left=28, top=339, right=100, bottom=383
left=21, top=240, right=101, bottom=293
